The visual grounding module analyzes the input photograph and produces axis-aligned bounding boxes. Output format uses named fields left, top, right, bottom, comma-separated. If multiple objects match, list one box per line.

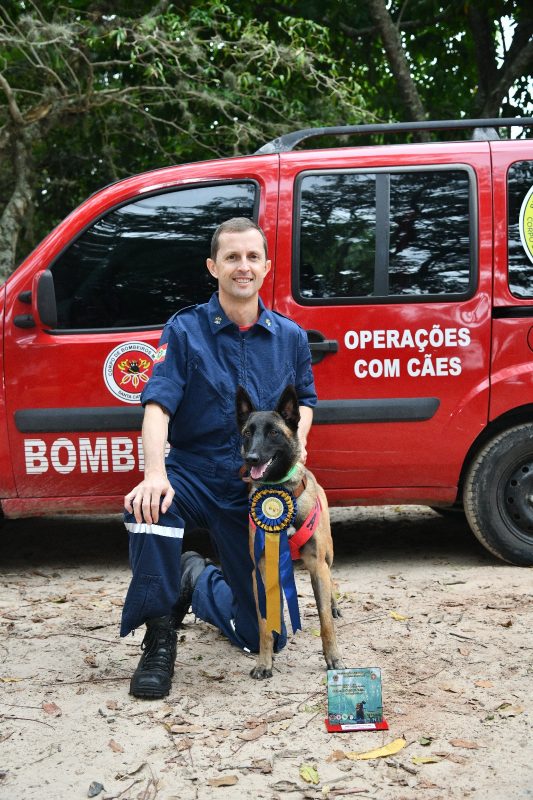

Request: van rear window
left=508, top=161, right=533, bottom=297
left=295, top=168, right=473, bottom=303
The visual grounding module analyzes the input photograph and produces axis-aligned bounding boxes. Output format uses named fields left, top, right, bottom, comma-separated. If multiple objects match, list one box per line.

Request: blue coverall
left=121, top=292, right=317, bottom=654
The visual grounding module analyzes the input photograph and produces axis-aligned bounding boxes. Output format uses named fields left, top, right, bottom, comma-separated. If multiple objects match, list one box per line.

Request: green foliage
left=0, top=0, right=367, bottom=264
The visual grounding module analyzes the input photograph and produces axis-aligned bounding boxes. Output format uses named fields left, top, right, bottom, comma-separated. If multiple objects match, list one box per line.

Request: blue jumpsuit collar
left=207, top=292, right=277, bottom=336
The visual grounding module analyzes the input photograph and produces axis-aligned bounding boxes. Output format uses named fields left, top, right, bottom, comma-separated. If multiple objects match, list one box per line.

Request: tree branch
left=365, top=0, right=429, bottom=134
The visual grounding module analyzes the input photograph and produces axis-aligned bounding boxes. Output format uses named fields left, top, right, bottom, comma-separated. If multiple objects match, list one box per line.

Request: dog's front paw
left=250, top=665, right=273, bottom=679
left=332, top=606, right=342, bottom=618
left=325, top=655, right=345, bottom=670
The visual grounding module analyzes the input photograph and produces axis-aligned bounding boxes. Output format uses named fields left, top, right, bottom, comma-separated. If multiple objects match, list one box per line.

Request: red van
left=2, top=118, right=533, bottom=565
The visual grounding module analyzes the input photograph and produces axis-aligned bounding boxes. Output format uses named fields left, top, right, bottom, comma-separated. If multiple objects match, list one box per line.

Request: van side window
left=508, top=161, right=533, bottom=297
left=50, top=182, right=257, bottom=329
left=296, top=169, right=472, bottom=303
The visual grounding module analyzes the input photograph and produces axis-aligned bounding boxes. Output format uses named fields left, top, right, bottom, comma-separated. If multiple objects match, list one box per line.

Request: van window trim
left=45, top=179, right=260, bottom=335
left=291, top=164, right=478, bottom=306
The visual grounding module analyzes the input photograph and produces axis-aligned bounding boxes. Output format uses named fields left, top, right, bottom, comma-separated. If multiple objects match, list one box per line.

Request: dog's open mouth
left=250, top=457, right=274, bottom=481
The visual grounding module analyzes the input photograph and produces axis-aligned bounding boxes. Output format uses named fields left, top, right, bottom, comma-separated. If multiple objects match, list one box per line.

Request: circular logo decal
left=103, top=341, right=156, bottom=404
left=520, top=185, right=533, bottom=264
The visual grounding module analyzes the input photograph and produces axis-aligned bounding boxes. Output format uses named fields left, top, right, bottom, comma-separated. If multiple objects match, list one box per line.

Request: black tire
left=464, top=423, right=533, bottom=565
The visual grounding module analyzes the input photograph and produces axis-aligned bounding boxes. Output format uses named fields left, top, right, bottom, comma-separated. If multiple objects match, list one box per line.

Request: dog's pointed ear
left=236, top=385, right=255, bottom=431
left=276, top=385, right=300, bottom=431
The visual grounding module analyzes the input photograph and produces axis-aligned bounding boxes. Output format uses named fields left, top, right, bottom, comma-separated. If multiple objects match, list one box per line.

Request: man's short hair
left=211, top=217, right=268, bottom=261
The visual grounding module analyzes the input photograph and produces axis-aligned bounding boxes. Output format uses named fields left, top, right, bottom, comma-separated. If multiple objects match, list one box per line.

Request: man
left=122, top=217, right=317, bottom=698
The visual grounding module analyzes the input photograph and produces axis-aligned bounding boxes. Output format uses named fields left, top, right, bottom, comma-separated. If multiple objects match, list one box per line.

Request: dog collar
left=239, top=464, right=308, bottom=498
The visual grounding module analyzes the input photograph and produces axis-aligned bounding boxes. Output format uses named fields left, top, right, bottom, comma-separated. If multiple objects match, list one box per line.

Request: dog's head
left=236, top=385, right=301, bottom=483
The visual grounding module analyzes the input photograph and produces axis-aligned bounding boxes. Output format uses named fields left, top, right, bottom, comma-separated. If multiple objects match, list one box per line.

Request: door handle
left=306, top=330, right=338, bottom=364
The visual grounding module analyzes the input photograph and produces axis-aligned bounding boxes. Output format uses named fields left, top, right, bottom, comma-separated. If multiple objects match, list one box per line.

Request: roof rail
left=255, top=117, right=533, bottom=154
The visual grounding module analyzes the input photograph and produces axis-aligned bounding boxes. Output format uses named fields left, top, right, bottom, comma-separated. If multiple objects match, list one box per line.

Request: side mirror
left=32, top=269, right=57, bottom=329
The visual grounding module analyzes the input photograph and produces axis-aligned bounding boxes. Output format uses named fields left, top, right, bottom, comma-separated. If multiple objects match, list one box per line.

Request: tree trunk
left=366, top=0, right=430, bottom=139
left=0, top=131, right=34, bottom=281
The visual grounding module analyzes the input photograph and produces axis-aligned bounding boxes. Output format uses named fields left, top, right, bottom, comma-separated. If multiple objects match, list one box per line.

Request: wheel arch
left=457, top=403, right=533, bottom=503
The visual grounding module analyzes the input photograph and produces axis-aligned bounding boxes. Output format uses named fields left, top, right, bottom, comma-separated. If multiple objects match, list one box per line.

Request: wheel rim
left=500, top=458, right=533, bottom=542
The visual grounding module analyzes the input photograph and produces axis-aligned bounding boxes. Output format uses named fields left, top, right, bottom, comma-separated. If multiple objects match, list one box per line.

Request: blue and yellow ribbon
left=250, top=486, right=301, bottom=634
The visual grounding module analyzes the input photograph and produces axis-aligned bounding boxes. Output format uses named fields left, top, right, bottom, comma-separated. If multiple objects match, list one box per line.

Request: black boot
left=130, top=615, right=177, bottom=699
left=173, top=551, right=211, bottom=627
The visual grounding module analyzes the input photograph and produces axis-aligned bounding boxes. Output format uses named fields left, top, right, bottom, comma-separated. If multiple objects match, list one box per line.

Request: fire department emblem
left=103, top=342, right=156, bottom=404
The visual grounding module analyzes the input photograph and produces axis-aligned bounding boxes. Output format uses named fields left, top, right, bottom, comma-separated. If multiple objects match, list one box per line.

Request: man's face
left=206, top=229, right=271, bottom=304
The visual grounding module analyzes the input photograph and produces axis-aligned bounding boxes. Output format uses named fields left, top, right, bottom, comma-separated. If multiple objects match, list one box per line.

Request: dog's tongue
left=251, top=462, right=269, bottom=480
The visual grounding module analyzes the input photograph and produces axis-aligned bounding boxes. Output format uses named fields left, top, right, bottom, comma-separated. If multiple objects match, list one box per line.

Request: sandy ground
left=1, top=506, right=532, bottom=800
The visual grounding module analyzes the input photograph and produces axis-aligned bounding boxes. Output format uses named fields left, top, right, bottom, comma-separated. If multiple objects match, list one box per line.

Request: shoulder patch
left=153, top=343, right=168, bottom=364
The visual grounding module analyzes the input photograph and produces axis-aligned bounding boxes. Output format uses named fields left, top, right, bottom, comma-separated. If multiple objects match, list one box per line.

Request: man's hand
left=125, top=472, right=175, bottom=525
left=298, top=405, right=313, bottom=465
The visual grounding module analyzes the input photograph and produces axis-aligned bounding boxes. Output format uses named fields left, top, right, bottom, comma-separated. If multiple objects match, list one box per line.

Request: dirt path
left=1, top=507, right=532, bottom=799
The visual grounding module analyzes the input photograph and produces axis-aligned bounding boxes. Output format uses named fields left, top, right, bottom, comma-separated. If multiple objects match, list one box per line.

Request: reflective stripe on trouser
left=120, top=507, right=185, bottom=637
left=120, top=462, right=287, bottom=654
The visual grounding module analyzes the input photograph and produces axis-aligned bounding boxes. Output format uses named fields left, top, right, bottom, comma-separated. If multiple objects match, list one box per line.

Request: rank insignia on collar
left=214, top=315, right=222, bottom=325
left=265, top=318, right=271, bottom=326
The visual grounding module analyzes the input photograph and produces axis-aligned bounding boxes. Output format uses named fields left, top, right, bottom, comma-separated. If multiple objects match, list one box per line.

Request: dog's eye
left=269, top=430, right=279, bottom=439
left=243, top=429, right=252, bottom=438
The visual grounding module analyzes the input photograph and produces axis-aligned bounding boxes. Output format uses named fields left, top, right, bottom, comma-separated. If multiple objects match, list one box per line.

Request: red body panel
left=0, top=287, right=16, bottom=498
left=3, top=156, right=278, bottom=503
left=2, top=136, right=533, bottom=519
left=489, top=139, right=533, bottom=421
left=274, top=143, right=493, bottom=492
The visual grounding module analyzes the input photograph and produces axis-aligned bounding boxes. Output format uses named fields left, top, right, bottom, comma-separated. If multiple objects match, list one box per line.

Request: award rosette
left=249, top=486, right=301, bottom=635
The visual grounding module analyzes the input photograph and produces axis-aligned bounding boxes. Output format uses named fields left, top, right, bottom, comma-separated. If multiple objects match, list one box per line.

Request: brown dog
left=236, top=384, right=344, bottom=679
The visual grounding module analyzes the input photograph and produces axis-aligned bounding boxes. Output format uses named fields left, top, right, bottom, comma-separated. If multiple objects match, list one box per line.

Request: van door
left=3, top=156, right=278, bottom=511
left=274, top=144, right=493, bottom=504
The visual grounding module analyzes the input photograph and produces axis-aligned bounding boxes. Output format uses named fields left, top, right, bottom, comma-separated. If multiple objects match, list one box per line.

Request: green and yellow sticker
left=520, top=186, right=533, bottom=264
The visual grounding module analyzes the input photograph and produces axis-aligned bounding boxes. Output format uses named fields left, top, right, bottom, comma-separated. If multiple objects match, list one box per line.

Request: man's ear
left=276, top=385, right=300, bottom=431
left=236, top=386, right=255, bottom=431
left=206, top=257, right=218, bottom=279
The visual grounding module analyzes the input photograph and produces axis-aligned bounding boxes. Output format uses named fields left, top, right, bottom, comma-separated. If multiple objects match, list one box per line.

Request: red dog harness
left=288, top=496, right=322, bottom=560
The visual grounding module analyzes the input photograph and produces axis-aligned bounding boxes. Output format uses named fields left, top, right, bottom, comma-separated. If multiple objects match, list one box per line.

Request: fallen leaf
left=412, top=756, right=441, bottom=765
left=47, top=595, right=67, bottom=603
left=175, top=737, right=194, bottom=752
left=327, top=750, right=347, bottom=762
left=169, top=724, right=203, bottom=734
left=389, top=611, right=409, bottom=621
left=311, top=629, right=321, bottom=637
left=264, top=708, right=294, bottom=723
left=250, top=758, right=272, bottom=774
left=500, top=619, right=513, bottom=628
left=271, top=781, right=300, bottom=792
left=344, top=738, right=407, bottom=761
left=42, top=701, right=62, bottom=717
left=106, top=700, right=118, bottom=711
left=87, top=781, right=105, bottom=797
left=207, top=775, right=238, bottom=787
left=438, top=683, right=462, bottom=694
left=449, top=739, right=480, bottom=749
left=0, top=677, right=23, bottom=683
left=108, top=739, right=124, bottom=753
left=299, top=763, right=319, bottom=785
left=84, top=654, right=98, bottom=668
left=458, top=647, right=471, bottom=656
left=199, top=670, right=225, bottom=681
left=474, top=680, right=494, bottom=688
left=419, top=736, right=433, bottom=746
left=497, top=704, right=524, bottom=717
left=237, top=722, right=267, bottom=741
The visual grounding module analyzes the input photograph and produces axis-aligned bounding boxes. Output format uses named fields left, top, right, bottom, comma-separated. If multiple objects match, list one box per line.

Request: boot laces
left=140, top=625, right=175, bottom=672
